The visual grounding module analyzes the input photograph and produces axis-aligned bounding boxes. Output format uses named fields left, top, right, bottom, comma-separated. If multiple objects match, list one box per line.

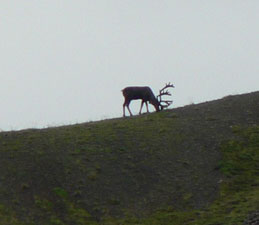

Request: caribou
left=122, top=83, right=174, bottom=117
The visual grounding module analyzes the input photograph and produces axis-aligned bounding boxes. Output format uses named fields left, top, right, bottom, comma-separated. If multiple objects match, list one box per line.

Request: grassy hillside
left=0, top=92, right=259, bottom=225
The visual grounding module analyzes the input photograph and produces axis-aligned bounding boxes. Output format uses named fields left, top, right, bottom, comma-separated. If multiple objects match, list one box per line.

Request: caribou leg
left=123, top=105, right=126, bottom=117
left=123, top=100, right=133, bottom=117
left=145, top=102, right=149, bottom=113
left=127, top=105, right=133, bottom=116
left=139, top=100, right=144, bottom=114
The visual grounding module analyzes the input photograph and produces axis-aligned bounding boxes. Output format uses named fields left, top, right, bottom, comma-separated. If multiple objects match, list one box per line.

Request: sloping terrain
left=0, top=91, right=259, bottom=225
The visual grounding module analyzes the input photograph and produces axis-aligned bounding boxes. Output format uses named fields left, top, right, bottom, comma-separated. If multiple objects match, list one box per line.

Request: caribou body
left=122, top=83, right=174, bottom=117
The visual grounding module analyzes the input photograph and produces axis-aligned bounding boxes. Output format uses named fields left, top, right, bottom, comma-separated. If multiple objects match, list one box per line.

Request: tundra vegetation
left=0, top=91, right=258, bottom=225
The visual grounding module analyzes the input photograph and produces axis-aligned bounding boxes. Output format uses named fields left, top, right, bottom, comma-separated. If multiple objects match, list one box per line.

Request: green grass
left=106, top=126, right=259, bottom=225
left=1, top=124, right=258, bottom=225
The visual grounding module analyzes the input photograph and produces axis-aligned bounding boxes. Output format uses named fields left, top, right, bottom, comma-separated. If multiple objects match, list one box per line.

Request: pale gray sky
left=1, top=1, right=259, bottom=131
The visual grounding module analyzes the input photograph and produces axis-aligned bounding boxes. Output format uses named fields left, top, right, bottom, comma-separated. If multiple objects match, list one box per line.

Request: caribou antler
left=160, top=100, right=173, bottom=109
left=158, top=82, right=174, bottom=97
left=157, top=82, right=175, bottom=109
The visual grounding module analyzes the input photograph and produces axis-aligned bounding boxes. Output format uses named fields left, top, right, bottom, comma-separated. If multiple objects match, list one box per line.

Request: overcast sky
left=1, top=1, right=259, bottom=131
